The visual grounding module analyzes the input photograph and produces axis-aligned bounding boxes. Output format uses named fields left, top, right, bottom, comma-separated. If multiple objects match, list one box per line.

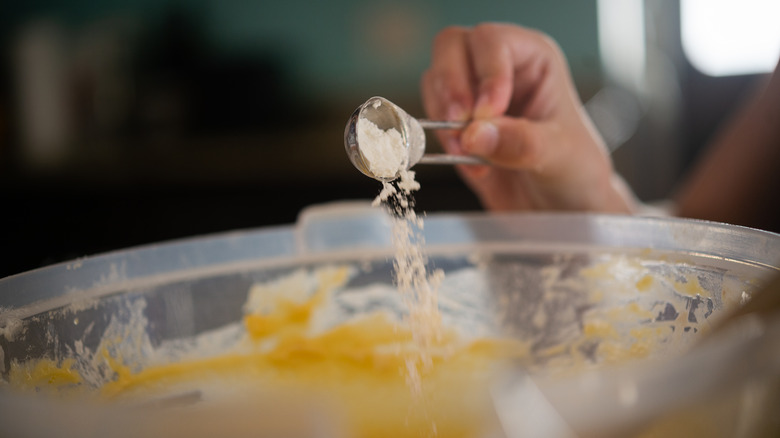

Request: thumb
left=461, top=118, right=563, bottom=173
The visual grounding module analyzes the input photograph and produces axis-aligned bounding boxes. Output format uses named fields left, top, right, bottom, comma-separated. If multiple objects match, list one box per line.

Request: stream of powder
left=357, top=108, right=445, bottom=395
left=373, top=170, right=444, bottom=394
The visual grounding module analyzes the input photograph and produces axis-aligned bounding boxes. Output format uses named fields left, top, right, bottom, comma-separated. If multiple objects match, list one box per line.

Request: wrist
left=602, top=174, right=640, bottom=214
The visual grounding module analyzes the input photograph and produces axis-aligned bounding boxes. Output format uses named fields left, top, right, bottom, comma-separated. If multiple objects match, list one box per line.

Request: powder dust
left=372, top=169, right=444, bottom=394
left=356, top=107, right=445, bottom=394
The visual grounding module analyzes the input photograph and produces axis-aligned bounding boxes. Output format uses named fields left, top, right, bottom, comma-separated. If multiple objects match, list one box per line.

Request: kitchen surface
left=0, top=0, right=775, bottom=277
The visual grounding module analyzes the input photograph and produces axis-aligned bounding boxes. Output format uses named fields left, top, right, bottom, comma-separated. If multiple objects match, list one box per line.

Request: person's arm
left=674, top=61, right=780, bottom=231
left=420, top=23, right=636, bottom=214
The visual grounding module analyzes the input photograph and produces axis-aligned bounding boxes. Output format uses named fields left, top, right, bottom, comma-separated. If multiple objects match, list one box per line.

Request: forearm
left=674, top=62, right=780, bottom=230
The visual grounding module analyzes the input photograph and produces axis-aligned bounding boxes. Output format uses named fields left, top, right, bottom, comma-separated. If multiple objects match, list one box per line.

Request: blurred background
left=1, top=0, right=778, bottom=278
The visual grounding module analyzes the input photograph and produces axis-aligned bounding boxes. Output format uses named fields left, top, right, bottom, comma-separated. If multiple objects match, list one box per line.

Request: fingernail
left=474, top=94, right=492, bottom=119
left=466, top=122, right=498, bottom=155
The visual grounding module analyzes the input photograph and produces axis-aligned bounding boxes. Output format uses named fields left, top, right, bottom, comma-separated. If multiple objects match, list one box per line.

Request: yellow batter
left=9, top=266, right=529, bottom=438
left=6, top=258, right=722, bottom=437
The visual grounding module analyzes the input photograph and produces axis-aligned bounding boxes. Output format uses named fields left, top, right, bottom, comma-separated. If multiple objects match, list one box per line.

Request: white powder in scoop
left=356, top=116, right=408, bottom=179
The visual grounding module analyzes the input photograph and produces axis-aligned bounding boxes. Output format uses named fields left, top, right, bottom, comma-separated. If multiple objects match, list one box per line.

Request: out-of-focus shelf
left=3, top=98, right=446, bottom=188
left=7, top=129, right=350, bottom=185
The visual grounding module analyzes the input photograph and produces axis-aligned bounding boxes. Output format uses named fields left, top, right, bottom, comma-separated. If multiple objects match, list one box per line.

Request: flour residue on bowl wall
left=1, top=235, right=767, bottom=437
left=6, top=264, right=529, bottom=438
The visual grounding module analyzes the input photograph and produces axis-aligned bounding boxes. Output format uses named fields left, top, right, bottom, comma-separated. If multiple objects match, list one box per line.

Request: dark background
left=0, top=0, right=771, bottom=278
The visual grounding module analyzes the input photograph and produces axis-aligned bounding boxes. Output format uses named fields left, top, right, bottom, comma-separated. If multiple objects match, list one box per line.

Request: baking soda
left=360, top=110, right=443, bottom=395
left=356, top=114, right=408, bottom=179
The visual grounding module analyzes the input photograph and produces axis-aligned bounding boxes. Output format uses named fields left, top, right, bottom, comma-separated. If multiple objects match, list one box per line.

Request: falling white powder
left=372, top=166, right=443, bottom=395
left=357, top=99, right=442, bottom=394
left=356, top=111, right=408, bottom=179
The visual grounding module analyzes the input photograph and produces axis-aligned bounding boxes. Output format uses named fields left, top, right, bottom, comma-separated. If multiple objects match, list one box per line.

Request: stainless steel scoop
left=344, top=96, right=486, bottom=181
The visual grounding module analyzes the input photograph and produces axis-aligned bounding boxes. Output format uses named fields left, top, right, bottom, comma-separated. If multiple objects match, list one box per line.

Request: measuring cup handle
left=417, top=120, right=467, bottom=130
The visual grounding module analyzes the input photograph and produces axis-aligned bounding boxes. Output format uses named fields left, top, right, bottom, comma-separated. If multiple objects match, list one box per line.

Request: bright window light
left=597, top=0, right=646, bottom=92
left=681, top=0, right=780, bottom=77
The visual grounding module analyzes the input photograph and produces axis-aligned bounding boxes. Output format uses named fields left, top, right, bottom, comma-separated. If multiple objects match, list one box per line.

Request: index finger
left=468, top=24, right=569, bottom=121
left=421, top=26, right=475, bottom=122
left=467, top=24, right=516, bottom=119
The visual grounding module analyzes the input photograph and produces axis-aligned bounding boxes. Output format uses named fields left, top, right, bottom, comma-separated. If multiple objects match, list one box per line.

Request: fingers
left=461, top=117, right=563, bottom=173
left=421, top=26, right=475, bottom=122
left=466, top=25, right=515, bottom=119
left=420, top=23, right=630, bottom=213
left=423, top=24, right=568, bottom=124
left=422, top=22, right=577, bottom=171
left=421, top=26, right=474, bottom=155
left=422, top=24, right=519, bottom=121
left=470, top=24, right=568, bottom=120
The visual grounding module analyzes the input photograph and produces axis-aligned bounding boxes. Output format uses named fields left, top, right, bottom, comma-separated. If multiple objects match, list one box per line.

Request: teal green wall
left=3, top=0, right=602, bottom=100
left=199, top=0, right=602, bottom=97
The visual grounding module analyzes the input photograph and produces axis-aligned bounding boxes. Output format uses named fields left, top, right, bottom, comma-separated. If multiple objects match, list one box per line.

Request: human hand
left=421, top=23, right=636, bottom=213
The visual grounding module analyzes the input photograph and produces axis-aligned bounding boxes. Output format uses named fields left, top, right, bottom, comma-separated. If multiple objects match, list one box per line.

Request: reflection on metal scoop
left=344, top=96, right=486, bottom=181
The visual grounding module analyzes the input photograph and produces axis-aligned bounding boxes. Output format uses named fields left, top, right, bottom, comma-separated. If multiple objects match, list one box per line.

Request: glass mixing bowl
left=1, top=204, right=779, bottom=437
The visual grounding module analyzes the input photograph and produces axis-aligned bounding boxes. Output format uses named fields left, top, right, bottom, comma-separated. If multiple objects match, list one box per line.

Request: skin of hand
left=421, top=23, right=636, bottom=213
left=674, top=59, right=780, bottom=232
